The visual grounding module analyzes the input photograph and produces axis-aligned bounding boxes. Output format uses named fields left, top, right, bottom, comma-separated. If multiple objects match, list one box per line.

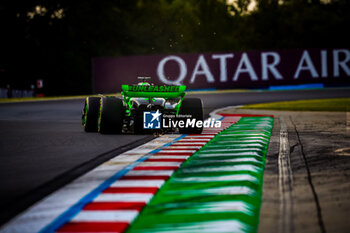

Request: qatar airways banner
left=92, top=49, right=350, bottom=93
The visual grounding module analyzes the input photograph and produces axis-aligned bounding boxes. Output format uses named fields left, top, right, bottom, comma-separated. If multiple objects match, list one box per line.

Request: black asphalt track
left=0, top=88, right=349, bottom=225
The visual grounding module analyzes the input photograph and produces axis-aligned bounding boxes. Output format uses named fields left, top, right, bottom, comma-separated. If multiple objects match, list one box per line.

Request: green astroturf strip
left=126, top=116, right=274, bottom=233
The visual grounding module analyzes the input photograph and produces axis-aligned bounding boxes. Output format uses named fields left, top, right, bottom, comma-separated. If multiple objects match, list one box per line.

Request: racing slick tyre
left=133, top=113, right=145, bottom=134
left=98, top=97, right=124, bottom=134
left=82, top=97, right=101, bottom=132
left=179, top=98, right=204, bottom=134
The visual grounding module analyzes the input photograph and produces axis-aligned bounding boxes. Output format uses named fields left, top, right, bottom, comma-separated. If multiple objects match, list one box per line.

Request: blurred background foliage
left=0, top=0, right=349, bottom=95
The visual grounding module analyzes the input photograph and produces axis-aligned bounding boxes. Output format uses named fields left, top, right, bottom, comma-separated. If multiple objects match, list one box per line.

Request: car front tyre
left=179, top=98, right=204, bottom=134
left=82, top=97, right=101, bottom=132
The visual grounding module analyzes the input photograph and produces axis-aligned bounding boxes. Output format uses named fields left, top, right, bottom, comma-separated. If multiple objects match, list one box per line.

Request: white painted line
left=202, top=130, right=223, bottom=132
left=71, top=210, right=139, bottom=222
left=109, top=155, right=148, bottom=162
left=147, top=155, right=189, bottom=159
left=126, top=170, right=174, bottom=176
left=158, top=150, right=196, bottom=153
left=152, top=137, right=182, bottom=142
left=94, top=193, right=153, bottom=202
left=111, top=180, right=165, bottom=187
left=179, top=138, right=211, bottom=141
left=196, top=133, right=217, bottom=135
left=171, top=142, right=206, bottom=145
left=167, top=146, right=202, bottom=149
left=278, top=116, right=294, bottom=233
left=123, top=149, right=155, bottom=154
left=137, top=162, right=182, bottom=167
left=202, top=129, right=224, bottom=134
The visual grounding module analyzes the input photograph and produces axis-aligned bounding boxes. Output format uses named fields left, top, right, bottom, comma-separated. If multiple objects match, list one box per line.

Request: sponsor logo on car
left=128, top=85, right=180, bottom=92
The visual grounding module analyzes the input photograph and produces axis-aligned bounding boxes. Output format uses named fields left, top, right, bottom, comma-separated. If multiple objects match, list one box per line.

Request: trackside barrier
left=0, top=88, right=35, bottom=98
left=93, top=49, right=350, bottom=93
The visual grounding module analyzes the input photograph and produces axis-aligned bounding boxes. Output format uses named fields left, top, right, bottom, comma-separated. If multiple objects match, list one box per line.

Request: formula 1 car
left=82, top=77, right=203, bottom=134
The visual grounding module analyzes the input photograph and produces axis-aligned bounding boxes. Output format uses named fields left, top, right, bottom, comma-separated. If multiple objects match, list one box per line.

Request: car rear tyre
left=179, top=98, right=204, bottom=134
left=83, top=97, right=101, bottom=132
left=99, top=97, right=124, bottom=134
left=133, top=113, right=145, bottom=134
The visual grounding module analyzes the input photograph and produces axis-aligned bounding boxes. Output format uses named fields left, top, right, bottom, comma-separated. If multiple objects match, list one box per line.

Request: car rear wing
left=121, top=84, right=187, bottom=115
left=121, top=85, right=186, bottom=98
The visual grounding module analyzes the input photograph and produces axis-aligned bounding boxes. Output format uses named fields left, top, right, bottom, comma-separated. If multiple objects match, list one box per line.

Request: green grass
left=240, top=98, right=350, bottom=112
